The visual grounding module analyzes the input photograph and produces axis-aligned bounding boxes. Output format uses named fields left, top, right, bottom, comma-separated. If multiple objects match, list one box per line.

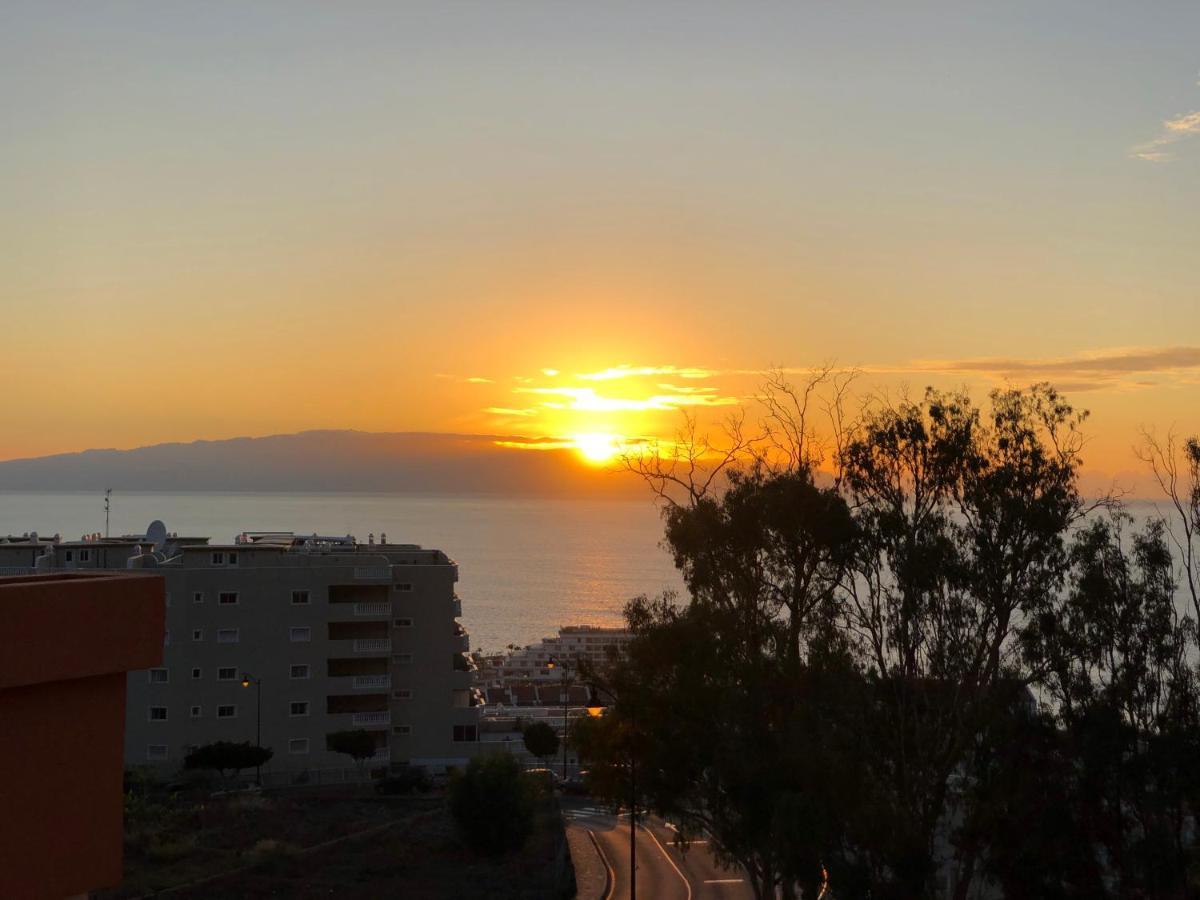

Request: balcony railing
left=353, top=602, right=391, bottom=617
left=370, top=747, right=391, bottom=762
left=352, top=711, right=391, bottom=727
left=352, top=674, right=391, bottom=690
left=353, top=638, right=392, bottom=653
left=353, top=566, right=391, bottom=580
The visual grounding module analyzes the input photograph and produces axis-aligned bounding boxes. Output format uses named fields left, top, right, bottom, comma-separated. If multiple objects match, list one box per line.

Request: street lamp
left=240, top=672, right=262, bottom=785
left=586, top=684, right=637, bottom=900
left=546, top=656, right=570, bottom=781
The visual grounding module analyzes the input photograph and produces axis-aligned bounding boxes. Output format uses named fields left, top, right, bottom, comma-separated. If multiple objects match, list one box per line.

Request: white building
left=0, top=526, right=480, bottom=779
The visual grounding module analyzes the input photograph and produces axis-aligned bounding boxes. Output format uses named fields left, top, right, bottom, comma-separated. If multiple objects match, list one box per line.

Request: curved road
left=564, top=800, right=754, bottom=900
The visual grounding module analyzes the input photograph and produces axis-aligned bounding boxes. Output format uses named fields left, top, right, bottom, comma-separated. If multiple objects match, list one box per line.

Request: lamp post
left=586, top=685, right=637, bottom=900
left=240, top=672, right=262, bottom=785
left=546, top=656, right=570, bottom=781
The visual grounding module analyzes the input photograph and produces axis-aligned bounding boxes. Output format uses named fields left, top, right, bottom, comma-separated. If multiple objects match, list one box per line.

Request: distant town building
left=0, top=526, right=481, bottom=779
left=476, top=624, right=632, bottom=686
left=0, top=572, right=164, bottom=898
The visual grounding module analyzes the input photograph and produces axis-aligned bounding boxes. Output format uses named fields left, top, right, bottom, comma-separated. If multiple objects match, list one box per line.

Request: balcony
left=454, top=633, right=471, bottom=652
left=353, top=674, right=391, bottom=690
left=353, top=566, right=391, bottom=580
left=369, top=747, right=391, bottom=763
left=353, top=638, right=392, bottom=653
left=353, top=601, right=391, bottom=617
left=451, top=597, right=462, bottom=618
left=352, top=711, right=391, bottom=727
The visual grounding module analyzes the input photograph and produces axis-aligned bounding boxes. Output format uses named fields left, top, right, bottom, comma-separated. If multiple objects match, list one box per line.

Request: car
left=524, top=768, right=563, bottom=791
left=561, top=769, right=591, bottom=795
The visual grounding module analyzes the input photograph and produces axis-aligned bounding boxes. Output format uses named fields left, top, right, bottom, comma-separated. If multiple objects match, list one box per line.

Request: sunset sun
left=572, top=432, right=623, bottom=465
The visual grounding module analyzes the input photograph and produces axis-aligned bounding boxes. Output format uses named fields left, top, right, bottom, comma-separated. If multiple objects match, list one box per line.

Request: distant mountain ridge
left=0, top=430, right=642, bottom=497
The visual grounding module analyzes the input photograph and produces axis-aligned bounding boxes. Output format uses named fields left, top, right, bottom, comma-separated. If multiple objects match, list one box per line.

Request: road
left=563, top=799, right=755, bottom=900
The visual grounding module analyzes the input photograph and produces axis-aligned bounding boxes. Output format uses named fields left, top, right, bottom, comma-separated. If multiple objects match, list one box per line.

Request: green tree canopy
left=448, top=754, right=536, bottom=855
left=521, top=721, right=559, bottom=765
left=183, top=741, right=273, bottom=784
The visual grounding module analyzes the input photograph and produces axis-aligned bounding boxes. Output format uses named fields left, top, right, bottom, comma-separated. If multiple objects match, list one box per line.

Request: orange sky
left=2, top=5, right=1199, bottom=495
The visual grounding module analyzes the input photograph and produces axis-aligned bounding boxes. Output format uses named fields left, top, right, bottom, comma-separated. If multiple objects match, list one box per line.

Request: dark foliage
left=448, top=754, right=536, bottom=855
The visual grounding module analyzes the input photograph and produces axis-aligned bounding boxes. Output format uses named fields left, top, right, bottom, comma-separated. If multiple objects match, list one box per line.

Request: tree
left=604, top=376, right=1101, bottom=899
left=521, top=721, right=559, bottom=766
left=183, top=741, right=273, bottom=787
left=837, top=384, right=1090, bottom=898
left=1021, top=513, right=1200, bottom=896
left=326, top=729, right=378, bottom=777
left=448, top=753, right=536, bottom=854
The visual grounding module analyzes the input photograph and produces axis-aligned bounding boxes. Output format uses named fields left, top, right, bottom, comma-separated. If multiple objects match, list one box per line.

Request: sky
left=2, top=2, right=1198, bottom=491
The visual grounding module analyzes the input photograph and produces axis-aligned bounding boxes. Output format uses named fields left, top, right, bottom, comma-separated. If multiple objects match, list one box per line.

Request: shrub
left=376, top=765, right=431, bottom=795
left=448, top=754, right=535, bottom=854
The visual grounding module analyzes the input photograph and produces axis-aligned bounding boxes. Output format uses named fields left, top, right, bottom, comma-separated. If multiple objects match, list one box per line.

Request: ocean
left=0, top=493, right=1188, bottom=652
left=0, top=491, right=684, bottom=652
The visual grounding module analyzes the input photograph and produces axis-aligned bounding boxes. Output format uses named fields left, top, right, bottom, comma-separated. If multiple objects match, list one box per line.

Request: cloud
left=893, top=346, right=1200, bottom=391
left=514, top=386, right=739, bottom=412
left=464, top=377, right=493, bottom=384
left=484, top=407, right=538, bottom=417
left=541, top=368, right=559, bottom=376
left=1132, top=108, right=1200, bottom=162
left=656, top=383, right=719, bottom=394
left=576, top=365, right=715, bottom=382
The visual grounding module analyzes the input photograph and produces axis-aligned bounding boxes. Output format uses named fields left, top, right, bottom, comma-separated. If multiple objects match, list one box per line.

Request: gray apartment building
left=0, top=527, right=481, bottom=778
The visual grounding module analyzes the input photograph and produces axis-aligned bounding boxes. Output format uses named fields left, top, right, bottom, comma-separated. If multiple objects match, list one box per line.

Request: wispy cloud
left=464, top=376, right=493, bottom=384
left=1133, top=108, right=1200, bottom=162
left=576, top=365, right=715, bottom=382
left=897, top=346, right=1200, bottom=392
left=484, top=406, right=538, bottom=417
left=514, top=386, right=739, bottom=412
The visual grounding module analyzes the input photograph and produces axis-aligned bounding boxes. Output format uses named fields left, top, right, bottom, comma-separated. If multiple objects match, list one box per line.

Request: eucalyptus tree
left=838, top=384, right=1090, bottom=898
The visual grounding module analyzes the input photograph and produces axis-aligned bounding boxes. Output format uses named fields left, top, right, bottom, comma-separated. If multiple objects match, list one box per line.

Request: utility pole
left=104, top=489, right=112, bottom=538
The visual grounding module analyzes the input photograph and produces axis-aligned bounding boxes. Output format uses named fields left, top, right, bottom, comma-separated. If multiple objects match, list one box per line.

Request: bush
left=448, top=754, right=535, bottom=854
left=145, top=835, right=197, bottom=863
left=376, top=765, right=431, bottom=795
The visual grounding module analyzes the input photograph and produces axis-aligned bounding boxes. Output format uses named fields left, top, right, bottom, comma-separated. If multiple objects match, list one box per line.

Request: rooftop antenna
left=104, top=488, right=112, bottom=538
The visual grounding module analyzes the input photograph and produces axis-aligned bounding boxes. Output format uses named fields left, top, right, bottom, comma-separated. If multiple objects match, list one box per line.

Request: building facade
left=0, top=528, right=480, bottom=778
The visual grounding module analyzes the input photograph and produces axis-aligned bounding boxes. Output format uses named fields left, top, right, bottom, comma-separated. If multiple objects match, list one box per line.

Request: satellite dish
left=145, top=520, right=168, bottom=552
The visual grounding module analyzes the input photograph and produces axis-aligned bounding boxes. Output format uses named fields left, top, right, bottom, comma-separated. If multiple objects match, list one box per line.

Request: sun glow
left=572, top=432, right=623, bottom=465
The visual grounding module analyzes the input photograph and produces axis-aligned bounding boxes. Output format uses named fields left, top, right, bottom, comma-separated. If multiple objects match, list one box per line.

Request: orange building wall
left=0, top=573, right=164, bottom=900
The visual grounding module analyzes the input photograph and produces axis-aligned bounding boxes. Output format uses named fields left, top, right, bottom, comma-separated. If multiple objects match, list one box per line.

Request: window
left=148, top=668, right=169, bottom=684
left=452, top=724, right=478, bottom=743
left=393, top=725, right=412, bottom=736
left=148, top=706, right=168, bottom=722
left=289, top=701, right=310, bottom=717
left=192, top=628, right=204, bottom=642
left=217, top=667, right=237, bottom=681
left=290, top=664, right=310, bottom=680
left=217, top=705, right=237, bottom=719
left=395, top=583, right=413, bottom=592
left=291, top=590, right=310, bottom=605
left=190, top=706, right=202, bottom=718
left=79, top=549, right=91, bottom=562
left=392, top=689, right=412, bottom=700
left=228, top=551, right=239, bottom=566
left=394, top=618, right=413, bottom=628
left=289, top=626, right=311, bottom=642
left=218, top=591, right=239, bottom=605
left=191, top=667, right=202, bottom=680
left=64, top=549, right=74, bottom=563
left=288, top=738, right=310, bottom=755
left=211, top=551, right=225, bottom=565
left=192, top=591, right=204, bottom=604
left=147, top=745, right=168, bottom=761
left=392, top=653, right=413, bottom=665
left=217, top=628, right=239, bottom=643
